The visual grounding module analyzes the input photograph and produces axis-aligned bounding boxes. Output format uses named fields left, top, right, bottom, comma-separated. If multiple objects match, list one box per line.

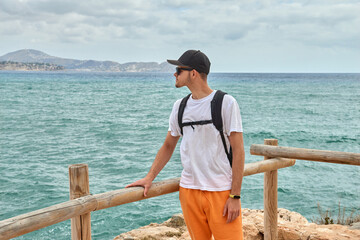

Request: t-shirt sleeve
left=168, top=100, right=181, bottom=137
left=223, top=95, right=243, bottom=136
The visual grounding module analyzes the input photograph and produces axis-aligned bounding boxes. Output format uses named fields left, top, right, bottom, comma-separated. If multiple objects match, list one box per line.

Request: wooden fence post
left=69, top=164, right=91, bottom=240
left=264, top=139, right=278, bottom=240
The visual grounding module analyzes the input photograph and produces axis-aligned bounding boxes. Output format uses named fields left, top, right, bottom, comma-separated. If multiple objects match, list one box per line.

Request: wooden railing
left=1, top=138, right=359, bottom=240
left=250, top=144, right=360, bottom=166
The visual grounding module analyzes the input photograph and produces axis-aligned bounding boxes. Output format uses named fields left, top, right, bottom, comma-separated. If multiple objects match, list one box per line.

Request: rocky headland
left=114, top=208, right=360, bottom=240
left=0, top=49, right=173, bottom=72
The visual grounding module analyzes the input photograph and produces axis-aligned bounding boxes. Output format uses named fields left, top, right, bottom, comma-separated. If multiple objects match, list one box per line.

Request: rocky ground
left=114, top=208, right=360, bottom=240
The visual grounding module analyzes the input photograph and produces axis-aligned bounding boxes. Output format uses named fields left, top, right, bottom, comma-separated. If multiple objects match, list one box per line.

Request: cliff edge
left=114, top=208, right=360, bottom=240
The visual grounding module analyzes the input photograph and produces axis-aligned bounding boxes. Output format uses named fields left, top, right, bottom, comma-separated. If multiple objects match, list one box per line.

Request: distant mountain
left=0, top=49, right=174, bottom=72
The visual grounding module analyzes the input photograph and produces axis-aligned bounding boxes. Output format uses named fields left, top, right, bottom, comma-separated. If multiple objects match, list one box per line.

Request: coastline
left=114, top=208, right=360, bottom=240
left=0, top=61, right=64, bottom=71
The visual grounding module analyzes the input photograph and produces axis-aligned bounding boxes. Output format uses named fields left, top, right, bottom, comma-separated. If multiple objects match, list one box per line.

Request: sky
left=0, top=0, right=359, bottom=73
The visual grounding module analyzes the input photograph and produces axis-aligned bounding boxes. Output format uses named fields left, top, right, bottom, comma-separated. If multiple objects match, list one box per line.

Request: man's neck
left=189, top=86, right=213, bottom=99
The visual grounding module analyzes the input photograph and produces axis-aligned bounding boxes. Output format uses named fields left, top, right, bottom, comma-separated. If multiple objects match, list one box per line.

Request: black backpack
left=177, top=90, right=233, bottom=167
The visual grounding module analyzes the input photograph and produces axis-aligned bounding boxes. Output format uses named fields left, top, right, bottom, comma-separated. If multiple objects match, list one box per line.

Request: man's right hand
left=125, top=177, right=153, bottom=197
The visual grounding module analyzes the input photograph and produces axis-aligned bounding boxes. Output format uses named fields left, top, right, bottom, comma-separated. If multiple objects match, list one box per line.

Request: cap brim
left=167, top=59, right=190, bottom=67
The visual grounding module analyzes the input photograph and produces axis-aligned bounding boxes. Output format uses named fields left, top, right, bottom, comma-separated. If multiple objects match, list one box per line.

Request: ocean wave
left=325, top=136, right=358, bottom=144
left=246, top=130, right=277, bottom=140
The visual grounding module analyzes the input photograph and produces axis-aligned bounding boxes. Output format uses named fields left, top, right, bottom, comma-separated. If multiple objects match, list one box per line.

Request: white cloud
left=0, top=0, right=359, bottom=72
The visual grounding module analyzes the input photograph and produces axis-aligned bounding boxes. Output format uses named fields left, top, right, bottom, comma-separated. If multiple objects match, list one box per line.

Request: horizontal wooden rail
left=94, top=177, right=181, bottom=211
left=0, top=195, right=98, bottom=240
left=244, top=157, right=295, bottom=176
left=94, top=157, right=295, bottom=211
left=0, top=158, right=295, bottom=239
left=250, top=144, right=360, bottom=166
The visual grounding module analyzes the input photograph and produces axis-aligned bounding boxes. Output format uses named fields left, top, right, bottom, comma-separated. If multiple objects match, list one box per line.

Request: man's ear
left=191, top=69, right=197, bottom=78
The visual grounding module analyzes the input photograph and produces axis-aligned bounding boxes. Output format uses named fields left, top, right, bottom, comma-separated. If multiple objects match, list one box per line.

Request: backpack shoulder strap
left=211, top=90, right=227, bottom=131
left=178, top=93, right=192, bottom=135
left=211, top=90, right=233, bottom=167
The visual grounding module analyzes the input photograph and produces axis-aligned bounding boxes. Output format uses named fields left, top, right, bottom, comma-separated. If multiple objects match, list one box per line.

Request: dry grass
left=311, top=202, right=360, bottom=225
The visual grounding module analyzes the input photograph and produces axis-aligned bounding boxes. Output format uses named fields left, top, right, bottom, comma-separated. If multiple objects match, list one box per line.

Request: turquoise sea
left=0, top=71, right=359, bottom=239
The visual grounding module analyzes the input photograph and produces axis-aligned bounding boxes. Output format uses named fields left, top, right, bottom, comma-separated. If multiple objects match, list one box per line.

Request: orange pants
left=179, top=187, right=243, bottom=240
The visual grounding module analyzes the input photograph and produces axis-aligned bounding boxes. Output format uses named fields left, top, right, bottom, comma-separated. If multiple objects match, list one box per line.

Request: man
left=126, top=50, right=245, bottom=239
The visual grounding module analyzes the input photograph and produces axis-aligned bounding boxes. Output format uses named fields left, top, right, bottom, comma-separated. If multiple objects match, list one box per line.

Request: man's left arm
left=223, top=132, right=245, bottom=223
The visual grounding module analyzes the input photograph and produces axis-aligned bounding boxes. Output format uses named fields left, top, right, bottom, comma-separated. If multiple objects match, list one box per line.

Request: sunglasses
left=176, top=67, right=193, bottom=75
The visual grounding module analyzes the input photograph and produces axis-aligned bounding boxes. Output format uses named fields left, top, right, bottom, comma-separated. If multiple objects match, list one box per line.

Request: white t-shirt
left=168, top=90, right=243, bottom=191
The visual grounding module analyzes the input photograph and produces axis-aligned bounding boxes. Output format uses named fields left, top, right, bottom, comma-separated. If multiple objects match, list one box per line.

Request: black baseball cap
left=167, top=50, right=211, bottom=75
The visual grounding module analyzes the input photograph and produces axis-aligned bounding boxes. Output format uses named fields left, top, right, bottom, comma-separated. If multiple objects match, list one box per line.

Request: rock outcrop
left=0, top=61, right=64, bottom=71
left=114, top=208, right=360, bottom=240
